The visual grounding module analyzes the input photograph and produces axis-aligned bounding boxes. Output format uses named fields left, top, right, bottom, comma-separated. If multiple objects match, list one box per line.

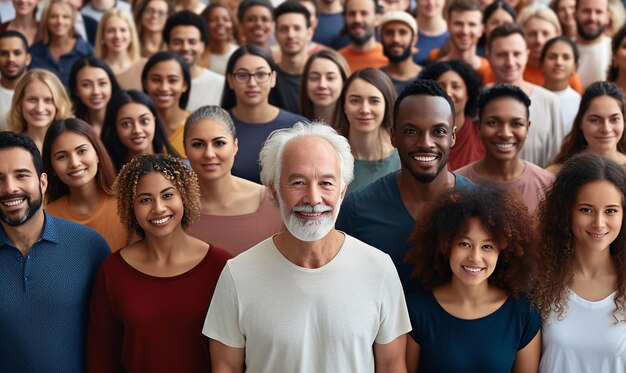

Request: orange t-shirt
left=339, top=43, right=388, bottom=72
left=45, top=194, right=128, bottom=251
left=523, top=64, right=583, bottom=94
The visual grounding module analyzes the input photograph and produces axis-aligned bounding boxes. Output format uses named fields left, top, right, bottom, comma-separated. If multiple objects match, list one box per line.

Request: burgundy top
left=449, top=116, right=485, bottom=171
left=87, top=246, right=232, bottom=373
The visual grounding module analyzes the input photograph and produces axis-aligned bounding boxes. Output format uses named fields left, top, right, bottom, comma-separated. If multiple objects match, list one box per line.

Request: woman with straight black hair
left=68, top=57, right=121, bottom=137
left=141, top=51, right=191, bottom=157
left=101, top=89, right=178, bottom=171
left=221, top=45, right=306, bottom=183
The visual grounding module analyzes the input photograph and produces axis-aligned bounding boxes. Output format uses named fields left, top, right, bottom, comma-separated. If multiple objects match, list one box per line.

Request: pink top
left=455, top=160, right=555, bottom=213
left=186, top=187, right=284, bottom=256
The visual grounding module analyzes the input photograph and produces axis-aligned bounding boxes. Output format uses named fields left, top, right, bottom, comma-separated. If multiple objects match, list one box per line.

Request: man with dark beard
left=0, top=31, right=30, bottom=130
left=337, top=80, right=475, bottom=291
left=575, top=0, right=611, bottom=87
left=338, top=0, right=388, bottom=71
left=0, top=132, right=110, bottom=372
left=379, top=11, right=422, bottom=94
left=204, top=122, right=411, bottom=372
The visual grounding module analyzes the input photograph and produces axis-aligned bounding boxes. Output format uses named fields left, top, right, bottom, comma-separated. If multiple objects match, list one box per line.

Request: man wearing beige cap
left=379, top=11, right=422, bottom=94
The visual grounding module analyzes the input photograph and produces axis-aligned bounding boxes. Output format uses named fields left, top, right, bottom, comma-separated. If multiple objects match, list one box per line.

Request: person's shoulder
left=227, top=236, right=275, bottom=266
left=530, top=84, right=556, bottom=98
left=200, top=67, right=225, bottom=82
left=523, top=160, right=556, bottom=180
left=45, top=214, right=111, bottom=252
left=452, top=172, right=476, bottom=190
left=348, top=171, right=398, bottom=201
left=277, top=109, right=308, bottom=123
left=453, top=161, right=476, bottom=178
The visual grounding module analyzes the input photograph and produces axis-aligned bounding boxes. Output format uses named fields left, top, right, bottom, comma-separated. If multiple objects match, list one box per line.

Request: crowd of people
left=0, top=0, right=626, bottom=371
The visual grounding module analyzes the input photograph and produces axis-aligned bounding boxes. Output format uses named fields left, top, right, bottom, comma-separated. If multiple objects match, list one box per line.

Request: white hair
left=259, top=121, right=354, bottom=189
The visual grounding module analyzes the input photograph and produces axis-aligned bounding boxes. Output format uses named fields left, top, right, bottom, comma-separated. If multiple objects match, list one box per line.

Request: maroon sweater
left=87, top=246, right=232, bottom=372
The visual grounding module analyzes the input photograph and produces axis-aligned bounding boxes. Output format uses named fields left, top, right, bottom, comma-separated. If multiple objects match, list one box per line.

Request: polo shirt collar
left=0, top=210, right=61, bottom=248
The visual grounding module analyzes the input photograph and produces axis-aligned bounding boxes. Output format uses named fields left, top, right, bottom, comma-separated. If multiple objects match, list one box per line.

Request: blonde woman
left=0, top=0, right=41, bottom=45
left=7, top=69, right=73, bottom=152
left=518, top=5, right=583, bottom=93
left=29, top=0, right=93, bottom=86
left=95, top=9, right=147, bottom=90
left=133, top=0, right=174, bottom=58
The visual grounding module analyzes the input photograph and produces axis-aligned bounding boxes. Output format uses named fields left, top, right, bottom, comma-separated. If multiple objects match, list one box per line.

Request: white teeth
left=2, top=198, right=24, bottom=207
left=69, top=169, right=86, bottom=177
left=463, top=266, right=482, bottom=273
left=131, top=137, right=145, bottom=144
left=150, top=216, right=171, bottom=225
left=494, top=143, right=515, bottom=149
left=300, top=212, right=322, bottom=217
left=413, top=156, right=437, bottom=162
left=590, top=232, right=607, bottom=238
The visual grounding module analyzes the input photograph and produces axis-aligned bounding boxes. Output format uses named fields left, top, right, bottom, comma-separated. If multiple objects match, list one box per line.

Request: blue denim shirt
left=29, top=36, right=93, bottom=86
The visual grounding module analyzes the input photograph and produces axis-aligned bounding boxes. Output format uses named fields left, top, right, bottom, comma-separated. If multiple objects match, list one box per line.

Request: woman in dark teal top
left=405, top=187, right=541, bottom=373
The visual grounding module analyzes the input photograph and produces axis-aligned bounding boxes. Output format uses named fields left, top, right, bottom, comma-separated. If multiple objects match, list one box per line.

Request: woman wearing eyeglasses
left=222, top=45, right=307, bottom=183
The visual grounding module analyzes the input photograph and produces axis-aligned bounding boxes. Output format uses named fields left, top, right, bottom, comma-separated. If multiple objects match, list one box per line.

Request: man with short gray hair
left=203, top=121, right=410, bottom=372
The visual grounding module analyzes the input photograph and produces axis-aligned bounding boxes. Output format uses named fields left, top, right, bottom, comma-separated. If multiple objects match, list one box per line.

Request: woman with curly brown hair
left=405, top=187, right=541, bottom=372
left=87, top=153, right=232, bottom=372
left=535, top=152, right=626, bottom=372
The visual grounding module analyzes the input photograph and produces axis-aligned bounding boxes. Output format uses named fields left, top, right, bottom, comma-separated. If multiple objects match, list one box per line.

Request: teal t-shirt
left=348, top=149, right=401, bottom=193
left=336, top=171, right=475, bottom=291
left=407, top=290, right=541, bottom=373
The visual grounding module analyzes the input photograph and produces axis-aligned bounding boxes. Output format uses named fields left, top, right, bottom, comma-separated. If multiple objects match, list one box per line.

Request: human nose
left=417, top=132, right=435, bottom=149
left=468, top=246, right=481, bottom=262
left=68, top=153, right=81, bottom=168
left=359, top=100, right=370, bottom=114
left=131, top=122, right=142, bottom=134
left=203, top=144, right=216, bottom=159
left=593, top=212, right=606, bottom=229
left=498, top=123, right=513, bottom=138
left=303, top=184, right=322, bottom=205
left=1, top=176, right=18, bottom=195
left=152, top=197, right=166, bottom=214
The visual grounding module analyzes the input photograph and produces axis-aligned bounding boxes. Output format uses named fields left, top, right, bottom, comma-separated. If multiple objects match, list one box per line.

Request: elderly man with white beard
left=203, top=121, right=411, bottom=373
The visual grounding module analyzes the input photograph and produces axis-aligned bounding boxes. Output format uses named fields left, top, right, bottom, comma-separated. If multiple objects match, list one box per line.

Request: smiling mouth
left=69, top=169, right=86, bottom=177
left=494, top=143, right=515, bottom=149
left=588, top=232, right=608, bottom=239
left=412, top=155, right=438, bottom=162
left=462, top=265, right=484, bottom=273
left=150, top=216, right=172, bottom=225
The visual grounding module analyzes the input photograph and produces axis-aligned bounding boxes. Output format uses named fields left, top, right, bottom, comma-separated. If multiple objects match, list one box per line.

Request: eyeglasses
left=232, top=71, right=272, bottom=83
left=144, top=8, right=167, bottom=18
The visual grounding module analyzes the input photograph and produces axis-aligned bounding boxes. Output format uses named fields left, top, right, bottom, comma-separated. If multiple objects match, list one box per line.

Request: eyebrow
left=287, top=173, right=337, bottom=180
left=577, top=202, right=622, bottom=208
left=136, top=186, right=176, bottom=198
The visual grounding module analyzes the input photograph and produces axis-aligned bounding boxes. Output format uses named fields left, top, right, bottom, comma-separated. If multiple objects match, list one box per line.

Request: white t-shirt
left=0, top=84, right=14, bottom=131
left=186, top=68, right=225, bottom=112
left=577, top=36, right=612, bottom=88
left=208, top=44, right=238, bottom=75
left=540, top=290, right=626, bottom=373
left=203, top=234, right=411, bottom=373
left=520, top=84, right=565, bottom=168
left=552, top=86, right=581, bottom=136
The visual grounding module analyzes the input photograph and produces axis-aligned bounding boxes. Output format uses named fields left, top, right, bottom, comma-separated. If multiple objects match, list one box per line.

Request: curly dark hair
left=113, top=153, right=200, bottom=239
left=534, top=152, right=626, bottom=322
left=405, top=187, right=536, bottom=296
